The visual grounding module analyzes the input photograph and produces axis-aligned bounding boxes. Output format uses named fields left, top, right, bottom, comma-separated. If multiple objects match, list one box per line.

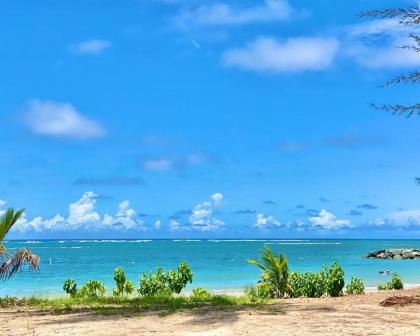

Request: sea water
left=1, top=239, right=420, bottom=296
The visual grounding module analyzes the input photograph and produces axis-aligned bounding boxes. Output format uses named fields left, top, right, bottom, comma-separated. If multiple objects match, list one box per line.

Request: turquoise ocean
left=1, top=239, right=420, bottom=296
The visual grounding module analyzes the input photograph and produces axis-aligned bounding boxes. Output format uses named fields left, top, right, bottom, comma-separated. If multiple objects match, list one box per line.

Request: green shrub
left=138, top=261, right=193, bottom=297
left=63, top=279, right=78, bottom=298
left=248, top=246, right=288, bottom=298
left=78, top=280, right=106, bottom=299
left=244, top=284, right=271, bottom=302
left=192, top=287, right=212, bottom=300
left=302, top=271, right=325, bottom=298
left=346, top=277, right=365, bottom=295
left=324, top=262, right=345, bottom=297
left=378, top=273, right=404, bottom=291
left=112, top=267, right=136, bottom=297
left=389, top=273, right=403, bottom=290
left=287, top=272, right=305, bottom=298
left=167, top=261, right=193, bottom=294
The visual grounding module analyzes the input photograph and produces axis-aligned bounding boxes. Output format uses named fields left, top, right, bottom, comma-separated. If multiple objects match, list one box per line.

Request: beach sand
left=1, top=288, right=420, bottom=336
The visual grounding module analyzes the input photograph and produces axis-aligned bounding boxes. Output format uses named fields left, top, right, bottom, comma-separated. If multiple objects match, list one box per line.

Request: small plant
left=63, top=279, right=78, bottom=298
left=192, top=287, right=212, bottom=300
left=389, top=273, right=403, bottom=290
left=248, top=246, right=288, bottom=298
left=167, top=261, right=193, bottom=294
left=244, top=284, right=271, bottom=302
left=78, top=280, right=106, bottom=299
left=138, top=261, right=193, bottom=297
left=378, top=273, right=404, bottom=291
left=112, top=267, right=136, bottom=297
left=346, top=277, right=365, bottom=295
left=324, top=262, right=345, bottom=297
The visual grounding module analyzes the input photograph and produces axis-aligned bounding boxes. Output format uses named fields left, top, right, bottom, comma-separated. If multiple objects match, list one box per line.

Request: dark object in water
left=365, top=249, right=420, bottom=260
left=380, top=295, right=420, bottom=307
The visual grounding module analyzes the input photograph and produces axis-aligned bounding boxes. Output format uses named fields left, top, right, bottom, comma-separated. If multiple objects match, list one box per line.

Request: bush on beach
left=346, top=277, right=365, bottom=295
left=378, top=273, right=403, bottom=291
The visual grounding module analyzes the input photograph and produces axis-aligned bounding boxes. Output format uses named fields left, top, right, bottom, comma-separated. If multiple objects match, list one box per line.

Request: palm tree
left=0, top=208, right=39, bottom=280
left=248, top=246, right=288, bottom=298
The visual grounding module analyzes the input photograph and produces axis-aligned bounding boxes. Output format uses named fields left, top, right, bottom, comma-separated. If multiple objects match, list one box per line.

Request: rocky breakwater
left=365, top=249, right=420, bottom=260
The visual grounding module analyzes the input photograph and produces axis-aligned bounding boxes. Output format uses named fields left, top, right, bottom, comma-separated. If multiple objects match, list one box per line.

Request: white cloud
left=12, top=192, right=146, bottom=233
left=175, top=0, right=291, bottom=27
left=371, top=210, right=420, bottom=227
left=24, top=99, right=105, bottom=140
left=0, top=200, right=6, bottom=207
left=346, top=18, right=420, bottom=69
left=154, top=220, right=161, bottom=229
left=67, top=191, right=101, bottom=229
left=73, top=39, right=112, bottom=55
left=223, top=36, right=339, bottom=73
left=188, top=193, right=225, bottom=231
left=210, top=192, right=224, bottom=206
left=308, top=209, right=352, bottom=230
left=346, top=38, right=420, bottom=69
left=255, top=213, right=281, bottom=229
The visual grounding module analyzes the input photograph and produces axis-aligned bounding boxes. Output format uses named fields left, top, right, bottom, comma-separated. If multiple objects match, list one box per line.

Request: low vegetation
left=346, top=277, right=365, bottom=295
left=378, top=273, right=404, bottom=291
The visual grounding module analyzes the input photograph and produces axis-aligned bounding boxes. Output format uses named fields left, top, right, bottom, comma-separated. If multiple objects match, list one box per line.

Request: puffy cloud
left=223, top=36, right=339, bottom=73
left=72, top=39, right=112, bottom=55
left=308, top=209, right=352, bottom=230
left=67, top=191, right=101, bottom=229
left=102, top=200, right=145, bottom=231
left=12, top=192, right=146, bottom=233
left=188, top=193, right=225, bottom=231
left=24, top=99, right=105, bottom=140
left=0, top=200, right=6, bottom=207
left=175, top=0, right=291, bottom=27
left=255, top=213, right=281, bottom=229
left=210, top=192, right=224, bottom=205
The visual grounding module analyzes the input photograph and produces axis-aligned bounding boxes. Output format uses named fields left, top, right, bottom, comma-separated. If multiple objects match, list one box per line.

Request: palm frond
left=0, top=248, right=39, bottom=280
left=0, top=208, right=25, bottom=241
left=358, top=7, right=420, bottom=24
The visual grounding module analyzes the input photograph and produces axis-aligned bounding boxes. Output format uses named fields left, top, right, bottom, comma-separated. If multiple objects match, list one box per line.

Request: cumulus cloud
left=175, top=0, right=291, bottom=27
left=308, top=209, right=352, bottom=230
left=0, top=200, right=6, bottom=207
left=188, top=193, right=224, bottom=231
left=24, top=99, right=105, bottom=140
left=254, top=213, right=281, bottom=229
left=13, top=192, right=146, bottom=233
left=223, top=36, right=339, bottom=73
left=72, top=39, right=112, bottom=55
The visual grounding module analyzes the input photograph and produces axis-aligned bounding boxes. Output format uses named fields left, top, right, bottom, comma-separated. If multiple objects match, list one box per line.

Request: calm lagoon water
left=1, top=239, right=420, bottom=296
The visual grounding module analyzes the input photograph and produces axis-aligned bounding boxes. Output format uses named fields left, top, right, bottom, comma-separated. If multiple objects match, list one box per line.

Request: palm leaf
left=0, top=208, right=24, bottom=241
left=0, top=248, right=39, bottom=280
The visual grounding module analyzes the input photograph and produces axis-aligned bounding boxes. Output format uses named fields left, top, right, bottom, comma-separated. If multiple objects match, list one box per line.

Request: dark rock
left=364, top=248, right=420, bottom=260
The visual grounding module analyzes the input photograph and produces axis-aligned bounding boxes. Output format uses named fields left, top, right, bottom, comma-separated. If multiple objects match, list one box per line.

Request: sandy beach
left=1, top=288, right=420, bottom=336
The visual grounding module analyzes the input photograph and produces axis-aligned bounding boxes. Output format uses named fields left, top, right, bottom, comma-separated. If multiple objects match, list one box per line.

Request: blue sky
left=1, top=0, right=420, bottom=239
